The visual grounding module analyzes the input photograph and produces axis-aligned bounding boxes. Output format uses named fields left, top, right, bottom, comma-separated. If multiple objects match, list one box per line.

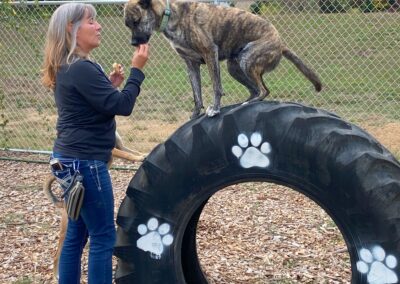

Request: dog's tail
left=282, top=47, right=322, bottom=92
left=43, top=174, right=64, bottom=208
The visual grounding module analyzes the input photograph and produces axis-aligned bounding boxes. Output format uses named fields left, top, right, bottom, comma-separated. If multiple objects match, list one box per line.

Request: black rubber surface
left=114, top=101, right=400, bottom=283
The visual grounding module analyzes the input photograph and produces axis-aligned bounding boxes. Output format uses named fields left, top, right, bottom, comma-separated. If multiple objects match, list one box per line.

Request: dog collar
left=159, top=0, right=171, bottom=32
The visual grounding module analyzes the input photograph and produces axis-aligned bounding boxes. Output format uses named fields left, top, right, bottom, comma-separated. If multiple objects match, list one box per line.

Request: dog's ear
left=138, top=0, right=151, bottom=9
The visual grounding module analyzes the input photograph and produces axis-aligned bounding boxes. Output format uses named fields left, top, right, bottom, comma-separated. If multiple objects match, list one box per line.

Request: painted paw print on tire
left=136, top=217, right=174, bottom=259
left=356, top=246, right=398, bottom=284
left=231, top=133, right=271, bottom=168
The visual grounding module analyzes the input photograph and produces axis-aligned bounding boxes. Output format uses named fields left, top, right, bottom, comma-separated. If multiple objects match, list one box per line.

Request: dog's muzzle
left=131, top=33, right=150, bottom=46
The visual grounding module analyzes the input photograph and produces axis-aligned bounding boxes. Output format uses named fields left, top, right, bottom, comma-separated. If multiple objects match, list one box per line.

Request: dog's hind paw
left=206, top=106, right=220, bottom=117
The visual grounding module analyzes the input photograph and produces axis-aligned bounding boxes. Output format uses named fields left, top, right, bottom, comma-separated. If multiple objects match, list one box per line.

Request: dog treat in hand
left=112, top=63, right=122, bottom=74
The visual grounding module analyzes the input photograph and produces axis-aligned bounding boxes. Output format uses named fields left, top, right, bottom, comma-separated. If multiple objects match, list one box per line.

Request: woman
left=41, top=3, right=149, bottom=283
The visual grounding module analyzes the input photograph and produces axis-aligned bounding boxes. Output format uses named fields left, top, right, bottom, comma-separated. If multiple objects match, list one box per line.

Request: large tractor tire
left=114, top=101, right=400, bottom=284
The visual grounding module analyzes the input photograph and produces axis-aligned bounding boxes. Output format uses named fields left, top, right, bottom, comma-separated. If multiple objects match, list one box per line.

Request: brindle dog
left=124, top=0, right=322, bottom=118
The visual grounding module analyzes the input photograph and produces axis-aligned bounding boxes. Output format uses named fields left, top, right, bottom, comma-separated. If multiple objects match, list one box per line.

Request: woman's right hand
left=131, top=44, right=149, bottom=70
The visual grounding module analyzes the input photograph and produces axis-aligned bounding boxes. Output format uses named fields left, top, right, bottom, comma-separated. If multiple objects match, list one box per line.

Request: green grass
left=0, top=7, right=399, bottom=150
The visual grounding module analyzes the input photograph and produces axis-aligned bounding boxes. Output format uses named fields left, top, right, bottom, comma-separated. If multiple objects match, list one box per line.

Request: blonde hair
left=41, top=3, right=96, bottom=90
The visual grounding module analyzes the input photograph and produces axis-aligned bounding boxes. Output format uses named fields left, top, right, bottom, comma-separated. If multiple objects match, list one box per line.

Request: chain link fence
left=0, top=0, right=399, bottom=154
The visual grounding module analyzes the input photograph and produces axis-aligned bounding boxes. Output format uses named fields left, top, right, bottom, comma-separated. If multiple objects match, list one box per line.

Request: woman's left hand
left=109, top=65, right=125, bottom=88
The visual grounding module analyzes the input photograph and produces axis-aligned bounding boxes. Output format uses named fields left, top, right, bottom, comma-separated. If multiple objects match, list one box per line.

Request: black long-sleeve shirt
left=53, top=59, right=145, bottom=162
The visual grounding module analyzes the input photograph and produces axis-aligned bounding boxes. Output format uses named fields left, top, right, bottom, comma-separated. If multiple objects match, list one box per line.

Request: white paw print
left=231, top=133, right=271, bottom=168
left=136, top=217, right=174, bottom=259
left=356, top=246, right=398, bottom=284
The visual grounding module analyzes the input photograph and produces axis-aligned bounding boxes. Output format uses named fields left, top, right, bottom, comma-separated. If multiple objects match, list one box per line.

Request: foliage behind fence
left=0, top=0, right=399, bottom=153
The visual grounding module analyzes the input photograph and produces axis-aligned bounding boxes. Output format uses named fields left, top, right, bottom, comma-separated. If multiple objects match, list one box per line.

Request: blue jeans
left=51, top=153, right=116, bottom=284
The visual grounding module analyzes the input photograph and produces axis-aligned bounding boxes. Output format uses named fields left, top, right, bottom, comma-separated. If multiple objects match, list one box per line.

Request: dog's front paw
left=206, top=106, right=220, bottom=117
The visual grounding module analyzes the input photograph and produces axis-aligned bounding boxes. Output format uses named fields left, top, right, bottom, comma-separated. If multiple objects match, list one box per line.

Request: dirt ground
left=0, top=121, right=399, bottom=284
left=362, top=122, right=400, bottom=157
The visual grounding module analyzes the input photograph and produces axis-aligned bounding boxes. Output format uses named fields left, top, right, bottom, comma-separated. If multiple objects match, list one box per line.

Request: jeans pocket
left=89, top=160, right=106, bottom=191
